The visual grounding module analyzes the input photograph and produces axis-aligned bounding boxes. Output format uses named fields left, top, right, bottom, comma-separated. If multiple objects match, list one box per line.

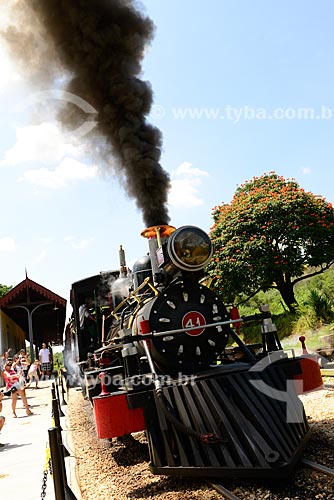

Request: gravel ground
left=67, top=378, right=334, bottom=500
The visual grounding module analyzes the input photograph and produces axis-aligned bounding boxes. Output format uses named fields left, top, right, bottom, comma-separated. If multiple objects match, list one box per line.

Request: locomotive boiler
left=67, top=224, right=323, bottom=479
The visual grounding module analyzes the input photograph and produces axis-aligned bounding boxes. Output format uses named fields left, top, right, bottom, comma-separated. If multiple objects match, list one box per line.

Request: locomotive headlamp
left=167, top=225, right=213, bottom=272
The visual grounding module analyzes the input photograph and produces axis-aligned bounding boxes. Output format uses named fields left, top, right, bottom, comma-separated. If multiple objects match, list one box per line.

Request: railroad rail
left=207, top=481, right=242, bottom=500
left=207, top=460, right=334, bottom=499
left=302, top=459, right=334, bottom=477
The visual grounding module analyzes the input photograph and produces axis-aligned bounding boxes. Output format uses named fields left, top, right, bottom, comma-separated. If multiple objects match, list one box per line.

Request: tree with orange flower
left=207, top=172, right=334, bottom=312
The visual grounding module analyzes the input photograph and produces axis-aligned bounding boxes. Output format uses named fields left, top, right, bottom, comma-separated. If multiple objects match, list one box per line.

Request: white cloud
left=19, top=157, right=98, bottom=188
left=64, top=235, right=94, bottom=250
left=34, top=251, right=47, bottom=263
left=2, top=122, right=97, bottom=189
left=302, top=166, right=311, bottom=175
left=1, top=123, right=81, bottom=166
left=0, top=236, right=16, bottom=252
left=174, top=162, right=209, bottom=178
left=39, top=237, right=53, bottom=245
left=168, top=161, right=209, bottom=208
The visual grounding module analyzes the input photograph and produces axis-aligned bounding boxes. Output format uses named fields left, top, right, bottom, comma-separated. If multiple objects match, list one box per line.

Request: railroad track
left=207, top=460, right=334, bottom=499
left=301, top=459, right=334, bottom=477
left=67, top=389, right=334, bottom=500
left=208, top=482, right=241, bottom=500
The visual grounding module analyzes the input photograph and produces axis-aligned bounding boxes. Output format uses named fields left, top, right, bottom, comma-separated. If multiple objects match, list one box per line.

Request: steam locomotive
left=65, top=224, right=323, bottom=478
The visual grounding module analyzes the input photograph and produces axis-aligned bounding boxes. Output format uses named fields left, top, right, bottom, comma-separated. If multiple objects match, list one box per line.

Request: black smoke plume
left=3, top=0, right=170, bottom=227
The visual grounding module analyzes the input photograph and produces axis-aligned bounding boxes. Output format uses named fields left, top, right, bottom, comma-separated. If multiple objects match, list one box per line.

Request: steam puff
left=2, top=0, right=170, bottom=226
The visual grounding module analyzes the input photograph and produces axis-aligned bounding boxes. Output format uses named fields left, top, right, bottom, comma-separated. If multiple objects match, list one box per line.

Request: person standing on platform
left=39, top=343, right=51, bottom=380
left=12, top=355, right=25, bottom=387
left=0, top=391, right=5, bottom=447
left=0, top=348, right=11, bottom=381
left=2, top=361, right=33, bottom=417
left=18, top=349, right=30, bottom=382
left=26, top=359, right=41, bottom=389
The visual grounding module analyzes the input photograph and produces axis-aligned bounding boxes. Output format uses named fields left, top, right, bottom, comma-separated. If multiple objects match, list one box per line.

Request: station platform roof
left=0, top=276, right=67, bottom=347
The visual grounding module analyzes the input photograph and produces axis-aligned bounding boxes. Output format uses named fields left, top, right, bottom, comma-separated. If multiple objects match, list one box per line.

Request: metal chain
left=41, top=468, right=48, bottom=499
left=41, top=447, right=52, bottom=499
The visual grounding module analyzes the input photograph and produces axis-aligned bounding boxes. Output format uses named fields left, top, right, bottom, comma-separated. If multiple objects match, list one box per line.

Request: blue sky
left=0, top=0, right=334, bottom=316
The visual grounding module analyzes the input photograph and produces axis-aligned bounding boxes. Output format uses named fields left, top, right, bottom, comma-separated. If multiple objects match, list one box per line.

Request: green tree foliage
left=0, top=284, right=12, bottom=297
left=303, top=289, right=333, bottom=323
left=53, top=351, right=64, bottom=369
left=207, top=172, right=334, bottom=312
left=237, top=267, right=334, bottom=345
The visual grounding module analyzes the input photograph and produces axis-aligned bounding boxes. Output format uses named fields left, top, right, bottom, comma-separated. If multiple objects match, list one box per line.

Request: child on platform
left=26, top=359, right=41, bottom=389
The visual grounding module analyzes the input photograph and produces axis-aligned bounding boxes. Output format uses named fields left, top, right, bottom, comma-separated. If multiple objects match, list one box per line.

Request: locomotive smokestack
left=141, top=225, right=176, bottom=279
left=2, top=0, right=170, bottom=227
